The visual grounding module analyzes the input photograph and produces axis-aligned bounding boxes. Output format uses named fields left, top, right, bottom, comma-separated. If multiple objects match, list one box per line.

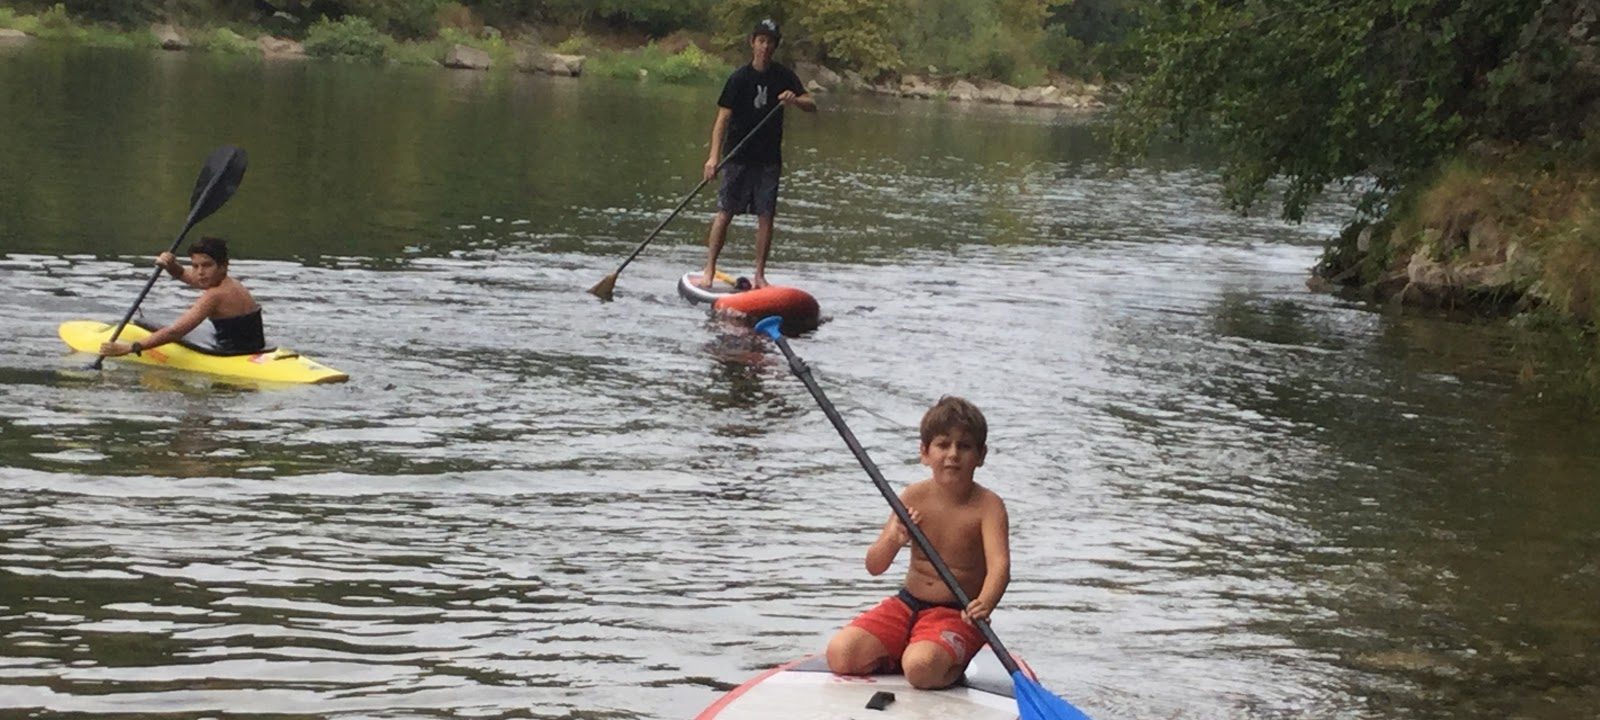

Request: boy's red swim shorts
left=847, top=589, right=987, bottom=667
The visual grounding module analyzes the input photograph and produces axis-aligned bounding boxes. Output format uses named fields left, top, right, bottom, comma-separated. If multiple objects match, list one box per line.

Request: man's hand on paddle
left=777, top=90, right=815, bottom=112
left=99, top=341, right=134, bottom=357
left=703, top=157, right=719, bottom=181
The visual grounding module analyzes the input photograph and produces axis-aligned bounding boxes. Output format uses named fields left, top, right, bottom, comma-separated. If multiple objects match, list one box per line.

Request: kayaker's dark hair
left=188, top=236, right=228, bottom=264
left=919, top=396, right=988, bottom=448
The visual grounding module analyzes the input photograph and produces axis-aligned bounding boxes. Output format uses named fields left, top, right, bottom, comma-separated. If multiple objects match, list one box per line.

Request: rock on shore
left=792, top=61, right=1103, bottom=111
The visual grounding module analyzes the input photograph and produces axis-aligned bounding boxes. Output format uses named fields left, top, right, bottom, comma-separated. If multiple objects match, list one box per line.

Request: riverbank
left=0, top=9, right=1105, bottom=112
left=1310, top=142, right=1600, bottom=392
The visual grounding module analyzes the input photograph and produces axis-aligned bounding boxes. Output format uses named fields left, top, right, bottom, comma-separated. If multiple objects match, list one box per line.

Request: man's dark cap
left=751, top=19, right=781, bottom=43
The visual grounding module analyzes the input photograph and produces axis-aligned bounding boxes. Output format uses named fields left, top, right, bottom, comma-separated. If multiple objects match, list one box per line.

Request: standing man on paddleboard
left=695, top=19, right=816, bottom=291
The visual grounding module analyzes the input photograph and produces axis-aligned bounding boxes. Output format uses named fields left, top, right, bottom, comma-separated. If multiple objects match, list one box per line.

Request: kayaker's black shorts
left=717, top=162, right=781, bottom=217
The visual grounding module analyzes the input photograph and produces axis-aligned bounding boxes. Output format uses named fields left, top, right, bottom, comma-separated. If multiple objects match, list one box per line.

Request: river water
left=0, top=45, right=1596, bottom=719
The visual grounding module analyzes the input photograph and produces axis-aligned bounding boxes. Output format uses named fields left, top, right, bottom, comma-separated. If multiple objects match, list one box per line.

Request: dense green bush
left=0, top=4, right=162, bottom=47
left=193, top=26, right=259, bottom=55
left=303, top=15, right=388, bottom=61
left=35, top=3, right=79, bottom=35
left=432, top=25, right=511, bottom=65
left=552, top=31, right=592, bottom=55
left=0, top=7, right=37, bottom=33
left=4, top=4, right=90, bottom=41
left=387, top=40, right=441, bottom=65
left=12, top=0, right=151, bottom=26
left=353, top=0, right=443, bottom=39
left=656, top=43, right=722, bottom=83
left=588, top=43, right=728, bottom=84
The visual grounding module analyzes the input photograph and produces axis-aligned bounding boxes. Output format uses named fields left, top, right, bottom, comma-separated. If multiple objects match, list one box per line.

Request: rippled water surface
left=2, top=45, right=1598, bottom=719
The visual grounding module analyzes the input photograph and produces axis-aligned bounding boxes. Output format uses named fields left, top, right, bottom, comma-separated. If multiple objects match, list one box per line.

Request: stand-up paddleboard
left=677, top=271, right=820, bottom=335
left=59, top=319, right=348, bottom=385
left=696, top=652, right=1032, bottom=719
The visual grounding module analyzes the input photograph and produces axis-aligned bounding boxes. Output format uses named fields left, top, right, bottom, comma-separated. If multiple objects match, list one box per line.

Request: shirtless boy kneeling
left=825, top=396, right=1011, bottom=690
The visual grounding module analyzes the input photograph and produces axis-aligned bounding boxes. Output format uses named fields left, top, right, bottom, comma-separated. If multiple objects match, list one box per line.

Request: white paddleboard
left=696, top=651, right=1026, bottom=719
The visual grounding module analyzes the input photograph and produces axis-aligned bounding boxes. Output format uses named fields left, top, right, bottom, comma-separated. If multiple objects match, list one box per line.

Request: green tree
left=896, top=0, right=1053, bottom=83
left=714, top=0, right=901, bottom=76
left=252, top=0, right=444, bottom=37
left=797, top=0, right=902, bottom=76
left=1041, top=0, right=1141, bottom=77
left=1114, top=0, right=1598, bottom=221
left=463, top=0, right=712, bottom=35
left=591, top=0, right=714, bottom=35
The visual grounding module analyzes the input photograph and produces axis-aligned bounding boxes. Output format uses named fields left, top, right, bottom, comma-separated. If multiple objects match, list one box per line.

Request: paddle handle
left=757, top=319, right=1021, bottom=677
left=609, top=101, right=786, bottom=276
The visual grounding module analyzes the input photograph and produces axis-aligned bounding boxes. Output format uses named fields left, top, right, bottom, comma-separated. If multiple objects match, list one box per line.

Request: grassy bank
left=552, top=32, right=725, bottom=83
left=0, top=5, right=157, bottom=48
left=1316, top=142, right=1600, bottom=397
left=0, top=6, right=731, bottom=82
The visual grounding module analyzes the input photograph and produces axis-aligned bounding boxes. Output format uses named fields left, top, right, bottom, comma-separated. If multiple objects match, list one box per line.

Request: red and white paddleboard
left=676, top=271, right=821, bottom=335
left=696, top=651, right=1028, bottom=719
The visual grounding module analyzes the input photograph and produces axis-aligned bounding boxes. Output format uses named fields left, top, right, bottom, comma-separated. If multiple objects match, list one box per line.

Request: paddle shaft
left=92, top=173, right=226, bottom=368
left=768, top=334, right=1022, bottom=677
left=607, top=101, right=785, bottom=276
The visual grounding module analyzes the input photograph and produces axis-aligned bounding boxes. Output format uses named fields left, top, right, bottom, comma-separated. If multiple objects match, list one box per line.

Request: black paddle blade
left=187, top=145, right=248, bottom=226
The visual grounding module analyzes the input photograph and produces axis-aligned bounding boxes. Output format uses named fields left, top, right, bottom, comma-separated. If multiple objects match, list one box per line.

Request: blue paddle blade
left=1013, top=670, right=1093, bottom=720
left=754, top=315, right=784, bottom=340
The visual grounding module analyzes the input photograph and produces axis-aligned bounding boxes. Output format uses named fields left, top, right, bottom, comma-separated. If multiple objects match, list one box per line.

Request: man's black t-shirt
left=717, top=62, right=807, bottom=166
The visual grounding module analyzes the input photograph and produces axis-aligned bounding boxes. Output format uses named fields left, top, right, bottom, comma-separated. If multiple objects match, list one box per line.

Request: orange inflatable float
left=678, top=272, right=820, bottom=335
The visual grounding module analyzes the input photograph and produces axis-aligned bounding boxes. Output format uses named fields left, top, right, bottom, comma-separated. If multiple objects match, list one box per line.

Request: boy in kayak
left=825, top=396, right=1011, bottom=690
left=99, top=237, right=266, bottom=357
left=695, top=18, right=815, bottom=291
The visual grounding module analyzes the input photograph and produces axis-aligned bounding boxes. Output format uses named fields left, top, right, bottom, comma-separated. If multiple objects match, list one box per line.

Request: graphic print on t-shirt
left=718, top=63, right=804, bottom=165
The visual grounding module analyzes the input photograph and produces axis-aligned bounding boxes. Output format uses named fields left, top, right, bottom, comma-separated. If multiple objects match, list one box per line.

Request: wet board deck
left=677, top=271, right=746, bottom=305
left=696, top=653, right=1022, bottom=719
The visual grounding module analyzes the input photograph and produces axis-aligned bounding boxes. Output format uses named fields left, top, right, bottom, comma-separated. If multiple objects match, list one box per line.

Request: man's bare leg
left=752, top=214, right=775, bottom=288
left=699, top=211, right=733, bottom=289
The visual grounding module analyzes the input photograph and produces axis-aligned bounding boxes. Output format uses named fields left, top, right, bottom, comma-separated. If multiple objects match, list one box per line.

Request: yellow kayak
left=58, top=320, right=349, bottom=385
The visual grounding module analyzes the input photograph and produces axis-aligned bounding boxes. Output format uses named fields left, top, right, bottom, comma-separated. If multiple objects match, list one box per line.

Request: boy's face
left=190, top=253, right=225, bottom=288
left=920, top=427, right=986, bottom=484
left=750, top=34, right=776, bottom=64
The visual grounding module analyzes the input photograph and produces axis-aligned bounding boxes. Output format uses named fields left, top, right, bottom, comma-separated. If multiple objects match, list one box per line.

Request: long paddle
left=89, top=145, right=248, bottom=370
left=588, top=101, right=784, bottom=301
left=753, top=316, right=1093, bottom=720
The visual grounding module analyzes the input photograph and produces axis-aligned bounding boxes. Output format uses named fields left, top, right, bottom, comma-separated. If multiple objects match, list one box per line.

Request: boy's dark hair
left=188, top=236, right=228, bottom=264
left=919, top=396, right=987, bottom=448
